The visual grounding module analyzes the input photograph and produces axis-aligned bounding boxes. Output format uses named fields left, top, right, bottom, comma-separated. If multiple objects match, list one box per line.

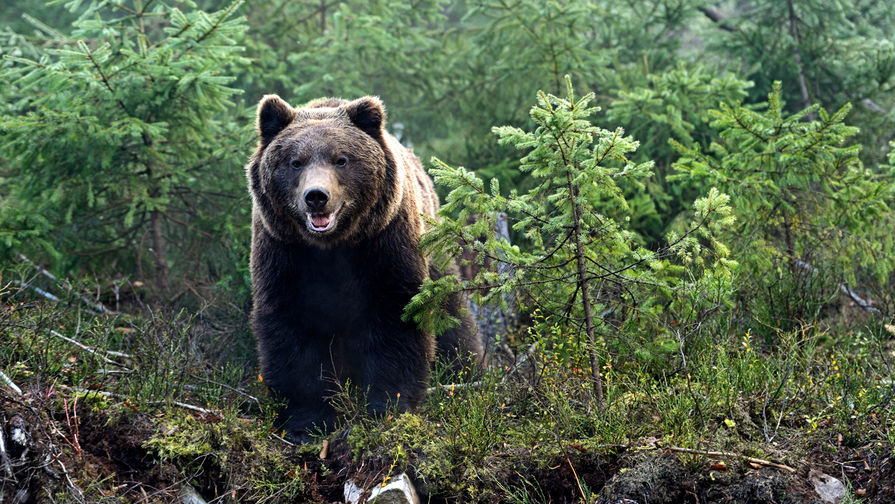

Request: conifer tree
left=673, top=83, right=894, bottom=330
left=406, top=78, right=736, bottom=409
left=0, top=0, right=249, bottom=296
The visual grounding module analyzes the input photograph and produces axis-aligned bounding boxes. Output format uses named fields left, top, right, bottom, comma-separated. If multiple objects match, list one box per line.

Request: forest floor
left=1, top=279, right=894, bottom=503
left=1, top=391, right=893, bottom=503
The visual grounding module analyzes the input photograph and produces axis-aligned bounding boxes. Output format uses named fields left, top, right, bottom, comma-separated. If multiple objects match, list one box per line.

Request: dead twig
left=15, top=253, right=112, bottom=314
left=0, top=369, right=23, bottom=395
left=794, top=260, right=882, bottom=315
left=60, top=385, right=215, bottom=416
left=270, top=431, right=296, bottom=447
left=426, top=381, right=485, bottom=394
left=62, top=395, right=82, bottom=460
left=48, top=329, right=132, bottom=367
left=55, top=457, right=86, bottom=502
left=662, top=445, right=796, bottom=473
left=188, top=374, right=260, bottom=405
left=13, top=280, right=60, bottom=302
left=567, top=456, right=587, bottom=503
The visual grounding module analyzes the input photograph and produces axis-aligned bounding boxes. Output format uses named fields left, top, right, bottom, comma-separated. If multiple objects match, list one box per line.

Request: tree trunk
left=151, top=210, right=169, bottom=294
left=567, top=174, right=604, bottom=410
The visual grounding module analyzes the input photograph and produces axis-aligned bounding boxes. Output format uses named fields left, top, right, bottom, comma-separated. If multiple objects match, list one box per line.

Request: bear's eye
left=334, top=156, right=348, bottom=167
left=290, top=159, right=303, bottom=170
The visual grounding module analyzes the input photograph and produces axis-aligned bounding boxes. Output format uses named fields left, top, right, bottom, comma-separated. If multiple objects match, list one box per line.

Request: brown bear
left=246, top=94, right=481, bottom=440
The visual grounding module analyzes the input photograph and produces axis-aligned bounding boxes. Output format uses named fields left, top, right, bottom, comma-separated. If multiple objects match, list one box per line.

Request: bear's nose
left=303, top=188, right=330, bottom=212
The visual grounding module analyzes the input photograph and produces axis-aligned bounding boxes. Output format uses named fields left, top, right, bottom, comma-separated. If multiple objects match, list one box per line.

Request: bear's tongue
left=308, top=212, right=333, bottom=231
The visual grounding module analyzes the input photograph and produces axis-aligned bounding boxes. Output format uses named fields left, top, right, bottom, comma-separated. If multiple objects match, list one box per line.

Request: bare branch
left=0, top=370, right=23, bottom=396
left=697, top=6, right=736, bottom=32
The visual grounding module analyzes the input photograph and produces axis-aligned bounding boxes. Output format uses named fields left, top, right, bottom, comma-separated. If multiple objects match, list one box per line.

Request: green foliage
left=703, top=0, right=895, bottom=166
left=604, top=63, right=753, bottom=241
left=408, top=78, right=736, bottom=404
left=673, top=82, right=895, bottom=332
left=1, top=0, right=894, bottom=499
left=0, top=0, right=251, bottom=298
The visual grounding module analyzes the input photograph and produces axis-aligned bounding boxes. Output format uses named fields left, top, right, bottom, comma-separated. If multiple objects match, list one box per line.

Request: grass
left=1, top=271, right=893, bottom=502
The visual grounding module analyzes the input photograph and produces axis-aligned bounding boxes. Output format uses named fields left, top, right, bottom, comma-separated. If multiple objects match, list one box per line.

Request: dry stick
left=567, top=457, right=587, bottom=503
left=48, top=330, right=132, bottom=366
left=426, top=381, right=485, bottom=394
left=189, top=375, right=260, bottom=405
left=13, top=280, right=60, bottom=302
left=270, top=431, right=295, bottom=447
left=56, top=458, right=86, bottom=502
left=862, top=98, right=885, bottom=113
left=16, top=253, right=111, bottom=314
left=663, top=446, right=796, bottom=473
left=0, top=369, right=23, bottom=395
left=697, top=5, right=736, bottom=32
left=62, top=386, right=214, bottom=416
left=426, top=342, right=540, bottom=394
left=794, top=260, right=882, bottom=315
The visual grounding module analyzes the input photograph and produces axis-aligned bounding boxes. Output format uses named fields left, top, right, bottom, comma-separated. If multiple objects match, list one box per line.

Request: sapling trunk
left=567, top=172, right=604, bottom=411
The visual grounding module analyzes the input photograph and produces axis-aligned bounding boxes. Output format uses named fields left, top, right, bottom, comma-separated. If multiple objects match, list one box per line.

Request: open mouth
left=306, top=208, right=339, bottom=233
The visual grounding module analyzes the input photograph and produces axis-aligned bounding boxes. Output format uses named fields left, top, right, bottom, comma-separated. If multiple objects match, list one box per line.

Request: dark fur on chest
left=250, top=216, right=435, bottom=439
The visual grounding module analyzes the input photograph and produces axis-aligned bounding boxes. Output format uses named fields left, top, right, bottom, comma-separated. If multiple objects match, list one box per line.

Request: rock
left=179, top=484, right=208, bottom=504
left=344, top=472, right=420, bottom=504
left=809, top=469, right=846, bottom=504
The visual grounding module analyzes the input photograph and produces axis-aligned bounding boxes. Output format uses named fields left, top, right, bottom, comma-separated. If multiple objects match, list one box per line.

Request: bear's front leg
left=256, top=315, right=340, bottom=441
left=354, top=324, right=434, bottom=416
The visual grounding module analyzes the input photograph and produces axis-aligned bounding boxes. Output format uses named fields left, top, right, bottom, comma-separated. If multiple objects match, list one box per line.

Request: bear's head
left=248, top=95, right=403, bottom=247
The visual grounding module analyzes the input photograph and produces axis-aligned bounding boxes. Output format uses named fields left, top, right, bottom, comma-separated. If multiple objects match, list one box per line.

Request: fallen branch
left=0, top=369, right=23, bottom=395
left=188, top=375, right=260, bottom=405
left=663, top=445, right=796, bottom=473
left=795, top=260, right=882, bottom=315
left=786, top=0, right=816, bottom=120
left=16, top=253, right=111, bottom=314
left=567, top=441, right=796, bottom=474
left=61, top=386, right=214, bottom=416
left=48, top=330, right=132, bottom=367
left=13, top=280, right=60, bottom=302
left=426, top=342, right=539, bottom=394
left=170, top=400, right=214, bottom=416
left=270, top=432, right=296, bottom=447
left=55, top=457, right=85, bottom=502
left=861, top=98, right=885, bottom=114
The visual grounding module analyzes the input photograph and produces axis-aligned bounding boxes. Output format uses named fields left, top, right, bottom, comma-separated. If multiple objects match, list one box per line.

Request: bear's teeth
left=307, top=212, right=334, bottom=231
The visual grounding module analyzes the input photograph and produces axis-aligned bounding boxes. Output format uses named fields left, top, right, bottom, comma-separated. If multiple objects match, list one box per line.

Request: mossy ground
left=1, top=281, right=893, bottom=503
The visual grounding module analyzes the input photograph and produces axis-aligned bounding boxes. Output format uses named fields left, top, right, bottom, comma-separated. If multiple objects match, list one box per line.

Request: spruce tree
left=406, top=78, right=736, bottom=409
left=673, top=83, right=894, bottom=331
left=0, top=0, right=249, bottom=297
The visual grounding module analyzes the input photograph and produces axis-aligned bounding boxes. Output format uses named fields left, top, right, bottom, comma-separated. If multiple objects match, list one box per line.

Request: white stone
left=344, top=472, right=420, bottom=504
left=809, top=469, right=846, bottom=504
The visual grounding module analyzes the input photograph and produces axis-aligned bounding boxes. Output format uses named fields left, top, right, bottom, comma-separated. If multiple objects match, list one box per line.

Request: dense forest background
left=1, top=0, right=894, bottom=502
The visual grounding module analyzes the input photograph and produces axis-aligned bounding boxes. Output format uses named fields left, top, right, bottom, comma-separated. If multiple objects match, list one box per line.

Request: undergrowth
left=1, top=271, right=893, bottom=502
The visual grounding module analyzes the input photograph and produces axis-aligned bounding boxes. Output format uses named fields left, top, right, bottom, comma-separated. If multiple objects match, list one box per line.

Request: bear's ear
left=343, top=96, right=385, bottom=138
left=257, top=94, right=295, bottom=144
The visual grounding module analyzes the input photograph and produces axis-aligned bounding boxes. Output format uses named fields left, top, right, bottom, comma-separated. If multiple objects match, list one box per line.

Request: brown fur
left=246, top=95, right=480, bottom=440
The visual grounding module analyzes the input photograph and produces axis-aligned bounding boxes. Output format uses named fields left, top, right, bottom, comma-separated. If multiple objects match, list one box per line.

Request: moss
left=144, top=410, right=216, bottom=462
